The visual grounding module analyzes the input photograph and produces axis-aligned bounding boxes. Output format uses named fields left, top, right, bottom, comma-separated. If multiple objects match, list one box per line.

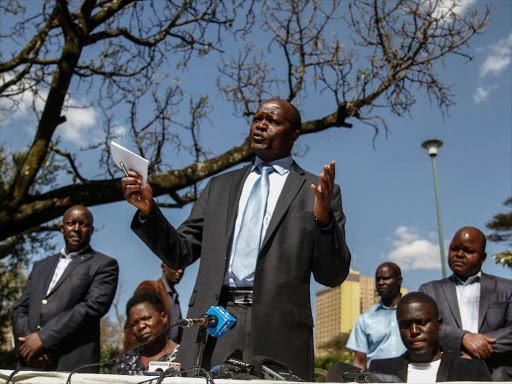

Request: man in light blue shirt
left=346, top=262, right=406, bottom=370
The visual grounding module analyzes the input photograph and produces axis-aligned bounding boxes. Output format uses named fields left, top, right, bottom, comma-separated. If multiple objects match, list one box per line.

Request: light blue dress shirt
left=223, top=155, right=293, bottom=288
left=346, top=301, right=407, bottom=368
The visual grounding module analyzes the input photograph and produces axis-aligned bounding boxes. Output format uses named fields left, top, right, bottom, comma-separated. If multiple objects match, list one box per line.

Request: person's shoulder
left=450, top=355, right=492, bottom=380
left=419, top=277, right=450, bottom=290
left=31, top=252, right=60, bottom=268
left=482, top=272, right=512, bottom=287
left=360, top=303, right=380, bottom=318
left=88, top=249, right=118, bottom=266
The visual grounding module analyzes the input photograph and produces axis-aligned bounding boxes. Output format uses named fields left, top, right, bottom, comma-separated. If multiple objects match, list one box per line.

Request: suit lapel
left=441, top=278, right=463, bottom=327
left=260, top=163, right=305, bottom=252
left=436, top=352, right=454, bottom=381
left=43, top=254, right=62, bottom=297
left=225, top=164, right=252, bottom=245
left=397, top=357, right=408, bottom=382
left=478, top=273, right=494, bottom=331
left=48, top=248, right=93, bottom=295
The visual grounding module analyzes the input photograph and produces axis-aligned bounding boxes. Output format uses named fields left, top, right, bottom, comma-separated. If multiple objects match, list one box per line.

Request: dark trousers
left=201, top=292, right=253, bottom=369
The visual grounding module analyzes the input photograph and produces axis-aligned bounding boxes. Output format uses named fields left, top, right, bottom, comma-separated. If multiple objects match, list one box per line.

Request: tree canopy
left=486, top=197, right=512, bottom=269
left=0, top=0, right=490, bottom=250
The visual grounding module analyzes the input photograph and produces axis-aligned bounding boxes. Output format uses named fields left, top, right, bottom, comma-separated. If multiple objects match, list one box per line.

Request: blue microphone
left=177, top=306, right=236, bottom=337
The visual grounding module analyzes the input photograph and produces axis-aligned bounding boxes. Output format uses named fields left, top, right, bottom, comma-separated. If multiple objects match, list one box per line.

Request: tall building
left=315, top=269, right=408, bottom=357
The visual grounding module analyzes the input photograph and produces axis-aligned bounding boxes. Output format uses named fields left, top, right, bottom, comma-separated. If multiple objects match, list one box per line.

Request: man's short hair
left=397, top=291, right=439, bottom=319
left=126, top=293, right=165, bottom=317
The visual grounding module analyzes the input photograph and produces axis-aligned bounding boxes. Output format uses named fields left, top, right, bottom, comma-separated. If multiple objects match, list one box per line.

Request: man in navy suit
left=12, top=205, right=119, bottom=372
left=122, top=98, right=351, bottom=379
left=420, top=226, right=512, bottom=381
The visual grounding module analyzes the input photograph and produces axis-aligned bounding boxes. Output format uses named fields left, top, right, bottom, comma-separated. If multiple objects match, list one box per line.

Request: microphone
left=252, top=355, right=305, bottom=381
left=326, top=362, right=403, bottom=383
left=177, top=315, right=218, bottom=328
left=177, top=306, right=236, bottom=337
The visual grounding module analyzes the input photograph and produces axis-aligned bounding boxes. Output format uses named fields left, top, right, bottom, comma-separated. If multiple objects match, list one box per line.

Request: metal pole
left=430, top=155, right=447, bottom=278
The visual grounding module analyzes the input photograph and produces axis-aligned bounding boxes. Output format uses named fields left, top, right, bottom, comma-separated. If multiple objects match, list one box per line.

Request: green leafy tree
left=314, top=333, right=354, bottom=381
left=486, top=197, right=512, bottom=268
left=0, top=147, right=62, bottom=349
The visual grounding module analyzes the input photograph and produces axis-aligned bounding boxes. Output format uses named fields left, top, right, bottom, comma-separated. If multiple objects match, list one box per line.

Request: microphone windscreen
left=206, top=306, right=236, bottom=337
left=326, top=362, right=362, bottom=383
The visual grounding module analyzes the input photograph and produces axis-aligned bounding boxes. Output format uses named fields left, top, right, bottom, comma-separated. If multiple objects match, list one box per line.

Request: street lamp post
left=422, top=139, right=447, bottom=278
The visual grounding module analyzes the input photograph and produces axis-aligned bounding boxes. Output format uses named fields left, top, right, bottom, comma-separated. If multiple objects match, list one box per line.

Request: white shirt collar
left=253, top=156, right=293, bottom=176
left=60, top=245, right=89, bottom=259
left=452, top=270, right=482, bottom=285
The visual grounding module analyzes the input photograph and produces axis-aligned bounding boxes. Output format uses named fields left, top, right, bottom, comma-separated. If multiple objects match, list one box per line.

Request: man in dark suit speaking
left=12, top=205, right=119, bottom=372
left=420, top=226, right=512, bottom=381
left=121, top=98, right=351, bottom=379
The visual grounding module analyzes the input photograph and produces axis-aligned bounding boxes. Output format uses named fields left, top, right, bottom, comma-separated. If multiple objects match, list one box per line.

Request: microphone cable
left=64, top=323, right=179, bottom=384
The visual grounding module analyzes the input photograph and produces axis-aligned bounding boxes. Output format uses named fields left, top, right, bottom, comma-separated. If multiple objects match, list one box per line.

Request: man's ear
left=292, top=129, right=300, bottom=142
left=438, top=316, right=443, bottom=331
left=60, top=222, right=64, bottom=234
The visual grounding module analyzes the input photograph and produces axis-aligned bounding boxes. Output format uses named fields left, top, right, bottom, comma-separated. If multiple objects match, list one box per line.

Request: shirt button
left=42, top=299, right=48, bottom=304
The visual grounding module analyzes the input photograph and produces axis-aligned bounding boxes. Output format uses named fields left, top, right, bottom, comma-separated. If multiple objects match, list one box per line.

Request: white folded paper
left=110, top=141, right=149, bottom=186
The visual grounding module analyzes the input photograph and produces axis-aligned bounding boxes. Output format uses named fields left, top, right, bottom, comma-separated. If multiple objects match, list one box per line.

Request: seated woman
left=113, top=293, right=179, bottom=374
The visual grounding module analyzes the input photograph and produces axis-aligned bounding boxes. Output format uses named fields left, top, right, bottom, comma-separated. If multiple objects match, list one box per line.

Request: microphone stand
left=192, top=327, right=207, bottom=377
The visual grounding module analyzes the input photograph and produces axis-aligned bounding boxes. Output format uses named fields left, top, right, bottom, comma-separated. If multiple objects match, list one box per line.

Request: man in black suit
left=369, top=292, right=491, bottom=382
left=419, top=226, right=512, bottom=381
left=121, top=98, right=351, bottom=380
left=12, top=205, right=119, bottom=372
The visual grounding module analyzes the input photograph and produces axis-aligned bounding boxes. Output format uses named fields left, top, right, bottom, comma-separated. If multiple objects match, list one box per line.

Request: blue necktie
left=232, top=163, right=274, bottom=281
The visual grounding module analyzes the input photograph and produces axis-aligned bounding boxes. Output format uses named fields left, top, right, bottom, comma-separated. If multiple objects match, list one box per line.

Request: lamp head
left=421, top=139, right=443, bottom=157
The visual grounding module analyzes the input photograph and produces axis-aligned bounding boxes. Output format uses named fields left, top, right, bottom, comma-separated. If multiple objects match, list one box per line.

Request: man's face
left=398, top=302, right=442, bottom=363
left=129, top=302, right=168, bottom=343
left=375, top=265, right=402, bottom=300
left=250, top=100, right=299, bottom=162
left=60, top=207, right=94, bottom=252
left=162, top=263, right=184, bottom=286
left=448, top=228, right=486, bottom=280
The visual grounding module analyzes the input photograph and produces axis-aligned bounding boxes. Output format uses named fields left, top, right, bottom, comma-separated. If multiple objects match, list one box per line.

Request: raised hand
left=121, top=171, right=154, bottom=217
left=311, top=161, right=335, bottom=227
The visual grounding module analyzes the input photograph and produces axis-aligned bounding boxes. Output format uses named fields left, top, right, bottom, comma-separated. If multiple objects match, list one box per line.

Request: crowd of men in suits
left=11, top=98, right=511, bottom=382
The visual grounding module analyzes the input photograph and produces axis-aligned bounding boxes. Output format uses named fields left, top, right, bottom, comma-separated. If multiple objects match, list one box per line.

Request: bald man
left=420, top=226, right=512, bottom=381
left=347, top=262, right=407, bottom=369
left=12, top=205, right=119, bottom=372
left=122, top=98, right=351, bottom=379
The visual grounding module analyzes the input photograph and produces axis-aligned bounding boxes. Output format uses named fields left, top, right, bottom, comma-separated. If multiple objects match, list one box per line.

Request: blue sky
left=1, top=0, right=511, bottom=327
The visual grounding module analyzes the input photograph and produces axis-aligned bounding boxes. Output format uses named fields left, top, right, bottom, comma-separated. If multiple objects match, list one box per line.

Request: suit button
left=215, top=294, right=219, bottom=300
left=42, top=299, right=48, bottom=304
left=37, top=325, right=41, bottom=330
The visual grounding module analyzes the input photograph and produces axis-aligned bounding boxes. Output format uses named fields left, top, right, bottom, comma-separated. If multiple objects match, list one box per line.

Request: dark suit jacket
left=12, top=246, right=119, bottom=372
left=419, top=272, right=512, bottom=381
left=123, top=278, right=183, bottom=350
left=369, top=351, right=492, bottom=382
left=132, top=162, right=351, bottom=380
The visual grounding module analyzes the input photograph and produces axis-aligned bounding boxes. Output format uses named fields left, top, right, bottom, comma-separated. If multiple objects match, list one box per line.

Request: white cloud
left=56, top=106, right=98, bottom=144
left=0, top=73, right=99, bottom=146
left=480, top=31, right=512, bottom=77
left=473, top=84, right=498, bottom=104
left=384, top=226, right=441, bottom=270
left=431, top=0, right=476, bottom=21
